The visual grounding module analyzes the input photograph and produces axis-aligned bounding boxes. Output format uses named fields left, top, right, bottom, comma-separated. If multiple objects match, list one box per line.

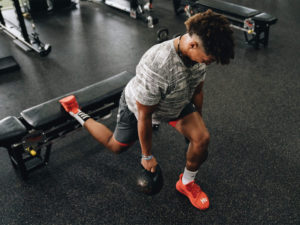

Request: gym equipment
left=52, top=0, right=76, bottom=10
left=22, top=0, right=76, bottom=14
left=157, top=27, right=168, bottom=43
left=0, top=71, right=134, bottom=180
left=0, top=56, right=20, bottom=74
left=136, top=164, right=164, bottom=195
left=156, top=28, right=182, bottom=43
left=22, top=0, right=48, bottom=14
left=173, top=0, right=278, bottom=49
left=0, top=1, right=51, bottom=56
left=92, top=0, right=158, bottom=28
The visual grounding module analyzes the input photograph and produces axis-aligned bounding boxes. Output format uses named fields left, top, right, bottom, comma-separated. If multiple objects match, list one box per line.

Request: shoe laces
left=187, top=181, right=202, bottom=198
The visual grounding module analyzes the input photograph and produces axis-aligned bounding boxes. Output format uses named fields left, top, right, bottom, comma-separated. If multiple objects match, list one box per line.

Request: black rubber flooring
left=0, top=0, right=299, bottom=224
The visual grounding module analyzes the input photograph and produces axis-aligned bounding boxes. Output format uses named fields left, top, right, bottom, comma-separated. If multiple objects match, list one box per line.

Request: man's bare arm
left=192, top=82, right=204, bottom=116
left=136, top=101, right=158, bottom=172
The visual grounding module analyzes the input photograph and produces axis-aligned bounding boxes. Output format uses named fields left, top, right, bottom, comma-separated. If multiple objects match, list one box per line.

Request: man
left=60, top=10, right=234, bottom=210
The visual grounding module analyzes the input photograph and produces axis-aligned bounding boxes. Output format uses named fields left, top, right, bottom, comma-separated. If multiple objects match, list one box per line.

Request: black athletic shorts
left=113, top=92, right=196, bottom=146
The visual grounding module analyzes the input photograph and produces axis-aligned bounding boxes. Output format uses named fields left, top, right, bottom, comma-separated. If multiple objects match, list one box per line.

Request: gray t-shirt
left=125, top=39, right=206, bottom=123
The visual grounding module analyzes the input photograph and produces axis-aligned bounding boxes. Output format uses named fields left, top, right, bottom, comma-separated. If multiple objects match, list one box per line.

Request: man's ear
left=189, top=40, right=198, bottom=49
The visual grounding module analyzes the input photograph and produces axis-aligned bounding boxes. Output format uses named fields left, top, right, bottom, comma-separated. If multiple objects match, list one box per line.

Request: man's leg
left=59, top=95, right=137, bottom=154
left=169, top=111, right=210, bottom=210
left=174, top=112, right=210, bottom=171
left=83, top=118, right=131, bottom=154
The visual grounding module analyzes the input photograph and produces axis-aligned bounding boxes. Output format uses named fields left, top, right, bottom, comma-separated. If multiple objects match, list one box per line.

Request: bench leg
left=44, top=144, right=52, bottom=164
left=254, top=28, right=260, bottom=49
left=6, top=143, right=53, bottom=180
left=8, top=145, right=28, bottom=180
left=263, top=26, right=270, bottom=47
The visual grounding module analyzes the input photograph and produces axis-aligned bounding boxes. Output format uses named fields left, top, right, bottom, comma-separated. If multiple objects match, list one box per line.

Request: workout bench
left=0, top=71, right=134, bottom=180
left=176, top=0, right=278, bottom=48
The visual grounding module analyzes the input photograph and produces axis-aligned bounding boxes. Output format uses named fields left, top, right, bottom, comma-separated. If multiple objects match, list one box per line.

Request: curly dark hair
left=185, top=9, right=234, bottom=65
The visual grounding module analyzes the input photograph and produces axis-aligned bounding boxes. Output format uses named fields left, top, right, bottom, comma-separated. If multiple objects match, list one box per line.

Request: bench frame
left=3, top=96, right=120, bottom=180
left=175, top=0, right=277, bottom=49
left=0, top=71, right=133, bottom=180
left=0, top=0, right=51, bottom=56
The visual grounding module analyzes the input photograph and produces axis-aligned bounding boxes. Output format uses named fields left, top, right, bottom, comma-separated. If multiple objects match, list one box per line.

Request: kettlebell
left=136, top=164, right=164, bottom=195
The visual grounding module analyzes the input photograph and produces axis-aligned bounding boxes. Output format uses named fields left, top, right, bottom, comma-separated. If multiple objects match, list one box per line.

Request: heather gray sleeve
left=134, top=62, right=168, bottom=106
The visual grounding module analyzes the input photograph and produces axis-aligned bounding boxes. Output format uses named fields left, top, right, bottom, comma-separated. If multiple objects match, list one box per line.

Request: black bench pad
left=253, top=12, right=278, bottom=25
left=0, top=56, right=20, bottom=75
left=0, top=116, right=27, bottom=144
left=196, top=0, right=260, bottom=19
left=21, top=71, right=134, bottom=129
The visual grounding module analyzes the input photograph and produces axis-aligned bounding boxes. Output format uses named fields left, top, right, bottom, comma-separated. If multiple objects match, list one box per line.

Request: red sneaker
left=176, top=173, right=210, bottom=210
left=59, top=95, right=80, bottom=114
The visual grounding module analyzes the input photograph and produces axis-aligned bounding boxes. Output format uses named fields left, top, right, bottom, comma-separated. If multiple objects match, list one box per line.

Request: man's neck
left=174, top=34, right=198, bottom=68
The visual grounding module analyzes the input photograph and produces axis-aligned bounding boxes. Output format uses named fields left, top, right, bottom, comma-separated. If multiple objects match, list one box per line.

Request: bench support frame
left=179, top=0, right=276, bottom=49
left=2, top=99, right=119, bottom=180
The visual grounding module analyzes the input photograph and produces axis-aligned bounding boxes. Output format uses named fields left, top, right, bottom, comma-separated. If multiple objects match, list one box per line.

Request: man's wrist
left=141, top=154, right=153, bottom=160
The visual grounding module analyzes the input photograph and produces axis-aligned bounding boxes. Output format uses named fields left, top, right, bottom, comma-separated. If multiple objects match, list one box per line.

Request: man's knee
left=190, top=130, right=210, bottom=148
left=111, top=145, right=130, bottom=154
left=108, top=136, right=134, bottom=154
left=109, top=142, right=131, bottom=154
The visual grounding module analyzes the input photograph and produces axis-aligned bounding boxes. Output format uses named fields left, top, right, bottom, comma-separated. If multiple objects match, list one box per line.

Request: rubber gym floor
left=0, top=0, right=299, bottom=224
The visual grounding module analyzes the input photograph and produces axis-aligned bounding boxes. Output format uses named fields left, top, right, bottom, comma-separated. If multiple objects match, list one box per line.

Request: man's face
left=188, top=35, right=215, bottom=65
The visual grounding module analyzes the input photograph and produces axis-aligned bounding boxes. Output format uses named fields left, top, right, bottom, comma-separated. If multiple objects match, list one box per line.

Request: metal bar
left=11, top=0, right=30, bottom=43
left=0, top=23, right=38, bottom=52
left=0, top=6, right=5, bottom=25
left=230, top=24, right=256, bottom=35
left=0, top=1, right=51, bottom=56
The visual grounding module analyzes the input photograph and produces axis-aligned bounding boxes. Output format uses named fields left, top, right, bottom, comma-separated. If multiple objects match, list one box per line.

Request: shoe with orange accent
left=176, top=174, right=210, bottom=210
left=59, top=95, right=90, bottom=126
left=59, top=95, right=80, bottom=114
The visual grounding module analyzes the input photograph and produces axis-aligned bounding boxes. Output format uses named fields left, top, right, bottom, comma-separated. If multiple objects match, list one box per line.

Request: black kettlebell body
left=137, top=164, right=164, bottom=195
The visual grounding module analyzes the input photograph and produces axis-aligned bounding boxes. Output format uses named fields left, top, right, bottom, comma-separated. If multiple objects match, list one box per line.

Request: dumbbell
left=157, top=27, right=182, bottom=43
